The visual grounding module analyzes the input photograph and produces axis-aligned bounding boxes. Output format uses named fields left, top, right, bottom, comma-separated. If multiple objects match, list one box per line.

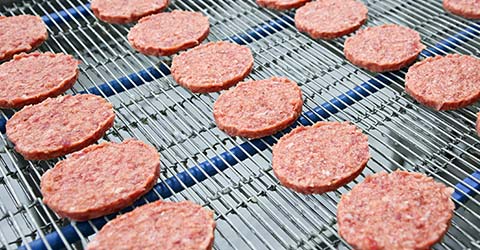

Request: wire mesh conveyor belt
left=0, top=0, right=479, bottom=249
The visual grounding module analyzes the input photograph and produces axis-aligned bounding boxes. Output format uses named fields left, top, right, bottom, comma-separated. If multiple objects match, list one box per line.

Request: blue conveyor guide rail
left=0, top=0, right=479, bottom=250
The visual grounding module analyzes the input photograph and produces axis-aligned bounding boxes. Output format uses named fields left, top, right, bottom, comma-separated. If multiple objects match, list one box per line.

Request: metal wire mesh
left=0, top=0, right=479, bottom=249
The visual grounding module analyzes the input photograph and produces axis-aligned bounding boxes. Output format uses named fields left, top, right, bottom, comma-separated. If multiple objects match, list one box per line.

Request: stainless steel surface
left=0, top=0, right=479, bottom=249
left=0, top=1, right=16, bottom=5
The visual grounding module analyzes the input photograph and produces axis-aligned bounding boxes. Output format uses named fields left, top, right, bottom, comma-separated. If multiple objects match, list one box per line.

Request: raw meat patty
left=337, top=170, right=455, bottom=250
left=444, top=0, right=480, bottom=19
left=257, top=0, right=311, bottom=10
left=41, top=139, right=160, bottom=221
left=171, top=41, right=254, bottom=93
left=405, top=54, right=480, bottom=111
left=91, top=0, right=169, bottom=24
left=344, top=24, right=425, bottom=72
left=87, top=200, right=216, bottom=250
left=0, top=15, right=47, bottom=61
left=477, top=113, right=480, bottom=136
left=295, top=0, right=368, bottom=39
left=6, top=94, right=115, bottom=160
left=213, top=77, right=303, bottom=138
left=272, top=122, right=370, bottom=194
left=128, top=10, right=209, bottom=56
left=0, top=52, right=79, bottom=109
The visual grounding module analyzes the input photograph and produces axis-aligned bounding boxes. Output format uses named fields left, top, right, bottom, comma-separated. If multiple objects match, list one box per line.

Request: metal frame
left=0, top=0, right=478, bottom=249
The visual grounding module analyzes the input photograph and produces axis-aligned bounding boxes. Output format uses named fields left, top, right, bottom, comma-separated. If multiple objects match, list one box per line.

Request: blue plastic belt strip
left=452, top=171, right=480, bottom=204
left=14, top=5, right=480, bottom=250
left=41, top=3, right=91, bottom=26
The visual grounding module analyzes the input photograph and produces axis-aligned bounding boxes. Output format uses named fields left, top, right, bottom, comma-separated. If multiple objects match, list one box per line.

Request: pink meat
left=41, top=139, right=160, bottom=221
left=6, top=94, right=115, bottom=160
left=344, top=24, right=425, bottom=72
left=256, top=0, right=311, bottom=10
left=477, top=113, right=480, bottom=136
left=0, top=15, right=47, bottom=61
left=128, top=10, right=210, bottom=56
left=337, top=171, right=455, bottom=250
left=171, top=41, right=254, bottom=93
left=213, top=77, right=303, bottom=138
left=295, top=0, right=368, bottom=39
left=91, top=0, right=169, bottom=24
left=87, top=200, right=216, bottom=250
left=272, top=122, right=370, bottom=194
left=0, top=52, right=79, bottom=108
left=444, top=0, right=480, bottom=19
left=405, top=54, right=480, bottom=111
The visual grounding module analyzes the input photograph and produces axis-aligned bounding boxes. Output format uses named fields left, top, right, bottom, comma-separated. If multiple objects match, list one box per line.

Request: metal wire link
left=0, top=0, right=478, bottom=249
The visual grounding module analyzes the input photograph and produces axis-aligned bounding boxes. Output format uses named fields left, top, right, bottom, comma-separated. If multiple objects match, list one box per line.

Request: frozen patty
left=344, top=24, right=425, bottom=72
left=91, top=0, right=169, bottom=24
left=128, top=10, right=209, bottom=56
left=6, top=94, right=115, bottom=160
left=0, top=15, right=47, bottom=61
left=41, top=139, right=160, bottom=221
left=171, top=41, right=254, bottom=93
left=405, top=54, right=480, bottom=111
left=295, top=0, right=368, bottom=39
left=257, top=0, right=310, bottom=10
left=213, top=77, right=303, bottom=138
left=444, top=0, right=480, bottom=19
left=0, top=52, right=79, bottom=108
left=337, top=171, right=455, bottom=250
left=272, top=122, right=370, bottom=194
left=87, top=200, right=216, bottom=250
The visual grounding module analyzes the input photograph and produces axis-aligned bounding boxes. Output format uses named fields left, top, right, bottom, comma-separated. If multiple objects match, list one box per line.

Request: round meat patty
left=128, top=10, right=209, bottom=56
left=0, top=52, right=79, bottom=109
left=213, top=77, right=303, bottom=138
left=0, top=15, right=47, bottom=61
left=171, top=41, right=254, bottom=93
left=87, top=200, right=216, bottom=250
left=444, top=0, right=480, bottom=19
left=295, top=0, right=368, bottom=39
left=337, top=170, right=455, bottom=250
left=272, top=122, right=370, bottom=194
left=405, top=54, right=480, bottom=111
left=6, top=94, right=115, bottom=160
left=477, top=113, right=480, bottom=136
left=41, top=139, right=160, bottom=221
left=344, top=24, right=425, bottom=72
left=257, top=0, right=310, bottom=10
left=91, top=0, right=169, bottom=24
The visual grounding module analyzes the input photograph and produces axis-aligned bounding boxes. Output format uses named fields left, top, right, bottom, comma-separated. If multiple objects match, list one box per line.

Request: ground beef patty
left=257, top=0, right=310, bottom=10
left=41, top=139, right=160, bottom=221
left=0, top=15, right=47, bottom=61
left=444, top=0, right=480, bottom=19
left=272, top=122, right=370, bottom=194
left=87, top=200, right=216, bottom=250
left=344, top=24, right=425, bottom=72
left=171, top=41, right=254, bottom=93
left=295, top=0, right=368, bottom=39
left=0, top=52, right=79, bottom=109
left=213, top=77, right=303, bottom=138
left=91, top=0, right=169, bottom=24
left=477, top=113, right=480, bottom=136
left=6, top=94, right=115, bottom=160
left=405, top=54, right=480, bottom=111
left=128, top=10, right=209, bottom=56
left=337, top=171, right=455, bottom=250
